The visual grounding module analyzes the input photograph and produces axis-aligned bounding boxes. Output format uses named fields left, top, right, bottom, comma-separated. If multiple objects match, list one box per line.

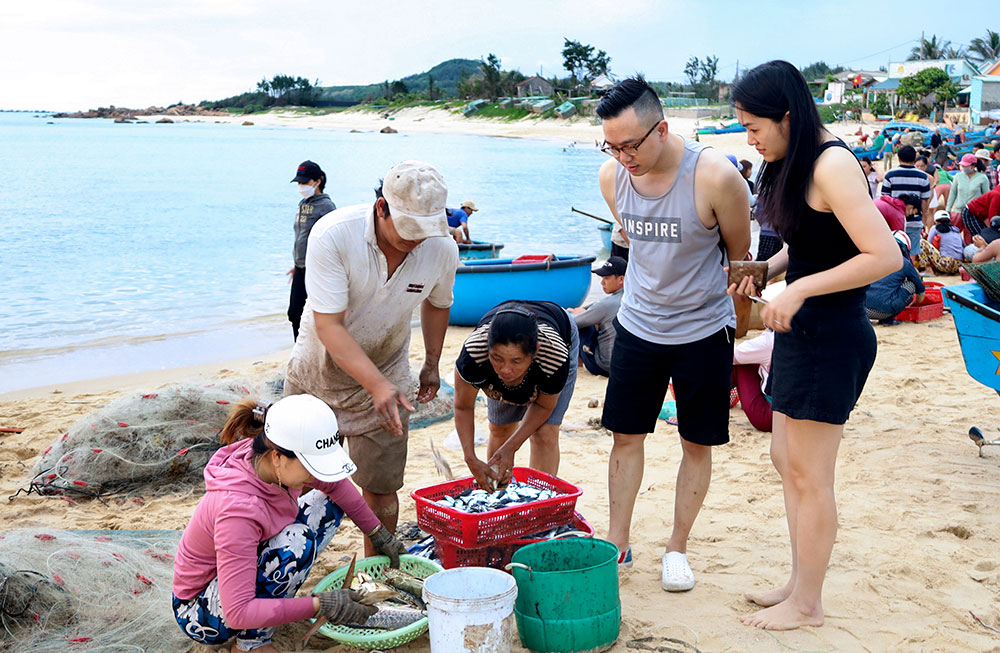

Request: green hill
left=316, top=58, right=481, bottom=102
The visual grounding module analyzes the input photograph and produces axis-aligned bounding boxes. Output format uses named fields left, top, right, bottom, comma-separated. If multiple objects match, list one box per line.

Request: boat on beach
left=450, top=255, right=597, bottom=326
left=458, top=240, right=505, bottom=260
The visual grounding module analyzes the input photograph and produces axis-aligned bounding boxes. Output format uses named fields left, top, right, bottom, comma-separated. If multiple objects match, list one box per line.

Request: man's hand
left=973, top=234, right=988, bottom=249
left=567, top=307, right=585, bottom=314
left=372, top=381, right=414, bottom=436
left=416, top=362, right=440, bottom=403
left=287, top=267, right=295, bottom=283
left=465, top=455, right=502, bottom=492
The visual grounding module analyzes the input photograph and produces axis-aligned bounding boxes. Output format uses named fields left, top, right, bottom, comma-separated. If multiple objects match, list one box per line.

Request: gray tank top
left=614, top=138, right=735, bottom=345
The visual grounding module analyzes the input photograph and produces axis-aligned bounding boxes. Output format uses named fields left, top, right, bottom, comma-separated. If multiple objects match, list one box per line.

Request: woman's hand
left=314, top=589, right=377, bottom=625
left=368, top=525, right=407, bottom=568
left=465, top=455, right=501, bottom=492
left=486, top=446, right=515, bottom=487
left=726, top=271, right=761, bottom=298
left=760, top=283, right=805, bottom=333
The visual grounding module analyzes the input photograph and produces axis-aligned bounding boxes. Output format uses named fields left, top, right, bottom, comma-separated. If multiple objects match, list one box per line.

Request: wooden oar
left=571, top=206, right=614, bottom=225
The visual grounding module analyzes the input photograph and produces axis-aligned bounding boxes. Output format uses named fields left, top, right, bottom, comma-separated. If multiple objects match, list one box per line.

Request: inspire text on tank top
left=614, top=139, right=735, bottom=345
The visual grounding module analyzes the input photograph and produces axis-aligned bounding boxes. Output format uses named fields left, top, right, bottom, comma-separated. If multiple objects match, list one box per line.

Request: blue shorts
left=487, top=319, right=579, bottom=426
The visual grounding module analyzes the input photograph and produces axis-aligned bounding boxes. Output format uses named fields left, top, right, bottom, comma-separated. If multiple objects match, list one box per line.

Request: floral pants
left=916, top=239, right=961, bottom=275
left=172, top=490, right=344, bottom=650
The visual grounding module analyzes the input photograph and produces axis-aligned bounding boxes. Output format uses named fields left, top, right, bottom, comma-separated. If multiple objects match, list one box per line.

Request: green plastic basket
left=311, top=554, right=443, bottom=650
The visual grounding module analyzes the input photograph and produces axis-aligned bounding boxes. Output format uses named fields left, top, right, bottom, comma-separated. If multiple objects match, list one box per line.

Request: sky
left=0, top=0, right=988, bottom=111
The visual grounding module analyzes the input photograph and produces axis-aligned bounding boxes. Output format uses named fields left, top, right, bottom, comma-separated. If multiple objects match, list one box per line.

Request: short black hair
left=898, top=145, right=917, bottom=163
left=916, top=155, right=928, bottom=164
left=487, top=304, right=539, bottom=356
left=596, top=75, right=664, bottom=122
left=900, top=193, right=921, bottom=210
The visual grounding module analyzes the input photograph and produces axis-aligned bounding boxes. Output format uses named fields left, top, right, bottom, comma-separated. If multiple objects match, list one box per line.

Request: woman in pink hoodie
left=172, top=394, right=407, bottom=652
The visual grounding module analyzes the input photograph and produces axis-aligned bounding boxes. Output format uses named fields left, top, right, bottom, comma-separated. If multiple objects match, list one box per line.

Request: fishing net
left=408, top=379, right=455, bottom=430
left=18, top=376, right=284, bottom=502
left=962, top=261, right=1000, bottom=303
left=0, top=529, right=187, bottom=653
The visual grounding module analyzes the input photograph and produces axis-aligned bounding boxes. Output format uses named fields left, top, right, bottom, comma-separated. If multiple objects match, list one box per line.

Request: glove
left=368, top=525, right=407, bottom=568
left=315, top=589, right=377, bottom=626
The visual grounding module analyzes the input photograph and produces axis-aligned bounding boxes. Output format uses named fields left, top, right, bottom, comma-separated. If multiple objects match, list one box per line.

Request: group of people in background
left=169, top=62, right=998, bottom=651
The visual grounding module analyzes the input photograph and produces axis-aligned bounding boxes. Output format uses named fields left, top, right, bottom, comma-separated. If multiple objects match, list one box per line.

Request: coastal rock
left=156, top=118, right=173, bottom=124
left=380, top=126, right=398, bottom=134
left=350, top=129, right=363, bottom=133
left=51, top=104, right=228, bottom=120
left=242, top=121, right=254, bottom=126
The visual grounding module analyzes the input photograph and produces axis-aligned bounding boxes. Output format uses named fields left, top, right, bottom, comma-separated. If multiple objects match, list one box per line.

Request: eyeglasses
left=601, top=121, right=661, bottom=158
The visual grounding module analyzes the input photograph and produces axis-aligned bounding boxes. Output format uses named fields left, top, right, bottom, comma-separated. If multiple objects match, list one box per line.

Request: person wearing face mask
left=289, top=160, right=336, bottom=341
left=172, top=394, right=407, bottom=653
left=946, top=153, right=989, bottom=236
left=284, top=161, right=458, bottom=557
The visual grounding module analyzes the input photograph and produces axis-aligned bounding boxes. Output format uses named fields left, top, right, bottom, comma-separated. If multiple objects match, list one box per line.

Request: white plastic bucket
left=422, top=567, right=518, bottom=653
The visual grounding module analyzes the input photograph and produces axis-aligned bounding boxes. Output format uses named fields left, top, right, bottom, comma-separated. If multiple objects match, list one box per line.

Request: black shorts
left=601, top=319, right=734, bottom=445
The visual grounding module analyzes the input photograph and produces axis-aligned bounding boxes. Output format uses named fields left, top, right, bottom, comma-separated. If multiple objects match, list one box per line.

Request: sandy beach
left=2, top=109, right=998, bottom=652
left=2, top=281, right=999, bottom=651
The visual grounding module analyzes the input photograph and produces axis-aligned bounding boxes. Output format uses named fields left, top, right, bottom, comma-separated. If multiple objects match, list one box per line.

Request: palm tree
left=908, top=35, right=950, bottom=61
left=969, top=30, right=1000, bottom=66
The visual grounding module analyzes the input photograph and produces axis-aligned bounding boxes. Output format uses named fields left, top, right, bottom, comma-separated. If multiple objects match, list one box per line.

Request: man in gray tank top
left=596, top=77, right=750, bottom=591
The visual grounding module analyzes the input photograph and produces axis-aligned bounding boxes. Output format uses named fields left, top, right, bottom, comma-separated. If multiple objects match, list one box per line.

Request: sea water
left=0, top=112, right=608, bottom=392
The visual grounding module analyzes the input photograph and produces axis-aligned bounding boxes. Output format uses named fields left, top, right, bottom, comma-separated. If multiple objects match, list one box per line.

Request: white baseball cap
left=382, top=160, right=449, bottom=240
left=934, top=210, right=951, bottom=223
left=263, top=395, right=356, bottom=482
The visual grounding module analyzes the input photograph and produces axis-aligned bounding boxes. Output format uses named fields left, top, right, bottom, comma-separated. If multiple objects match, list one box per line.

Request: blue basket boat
left=942, top=283, right=1000, bottom=392
left=597, top=223, right=612, bottom=250
left=450, top=255, right=596, bottom=326
left=458, top=240, right=505, bottom=260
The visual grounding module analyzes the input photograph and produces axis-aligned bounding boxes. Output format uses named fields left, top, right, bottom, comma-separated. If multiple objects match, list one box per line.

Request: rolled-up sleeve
left=427, top=242, right=458, bottom=309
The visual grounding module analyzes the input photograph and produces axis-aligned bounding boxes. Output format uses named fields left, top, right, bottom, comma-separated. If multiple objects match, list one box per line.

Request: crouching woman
left=172, top=394, right=407, bottom=652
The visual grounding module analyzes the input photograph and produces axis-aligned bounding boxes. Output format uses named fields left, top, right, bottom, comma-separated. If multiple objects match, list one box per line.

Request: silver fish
left=351, top=606, right=426, bottom=630
left=435, top=481, right=564, bottom=513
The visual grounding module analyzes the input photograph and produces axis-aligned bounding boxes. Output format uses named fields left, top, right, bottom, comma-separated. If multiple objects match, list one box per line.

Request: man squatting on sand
left=595, top=77, right=751, bottom=590
left=283, top=160, right=459, bottom=556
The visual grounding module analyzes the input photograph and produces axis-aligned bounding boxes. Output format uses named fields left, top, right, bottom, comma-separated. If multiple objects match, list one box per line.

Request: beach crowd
left=169, top=61, right=999, bottom=651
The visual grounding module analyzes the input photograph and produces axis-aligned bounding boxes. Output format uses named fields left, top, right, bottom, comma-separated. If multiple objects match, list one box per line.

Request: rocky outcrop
left=51, top=104, right=229, bottom=120
left=155, top=118, right=173, bottom=124
left=380, top=125, right=398, bottom=133
left=242, top=121, right=254, bottom=126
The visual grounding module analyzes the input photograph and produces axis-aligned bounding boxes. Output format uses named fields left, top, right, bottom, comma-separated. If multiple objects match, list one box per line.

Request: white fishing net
left=0, top=529, right=186, bottom=653
left=18, top=377, right=284, bottom=501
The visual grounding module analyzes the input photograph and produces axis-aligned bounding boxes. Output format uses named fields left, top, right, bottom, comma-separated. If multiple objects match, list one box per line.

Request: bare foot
left=740, top=599, right=824, bottom=630
left=744, top=582, right=793, bottom=607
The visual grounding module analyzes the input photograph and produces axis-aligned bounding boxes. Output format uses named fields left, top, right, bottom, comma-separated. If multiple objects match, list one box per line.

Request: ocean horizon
left=0, top=112, right=609, bottom=393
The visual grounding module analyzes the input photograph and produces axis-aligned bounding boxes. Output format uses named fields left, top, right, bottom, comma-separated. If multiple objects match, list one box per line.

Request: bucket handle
left=503, top=562, right=532, bottom=580
left=552, top=530, right=592, bottom=539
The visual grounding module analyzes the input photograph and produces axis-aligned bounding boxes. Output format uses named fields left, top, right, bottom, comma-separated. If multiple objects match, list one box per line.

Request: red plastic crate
left=434, top=512, right=593, bottom=570
left=896, top=297, right=944, bottom=322
left=411, top=467, right=582, bottom=547
left=923, top=281, right=944, bottom=303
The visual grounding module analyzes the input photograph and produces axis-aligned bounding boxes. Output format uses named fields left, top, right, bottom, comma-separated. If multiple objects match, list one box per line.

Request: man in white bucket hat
left=285, top=160, right=458, bottom=554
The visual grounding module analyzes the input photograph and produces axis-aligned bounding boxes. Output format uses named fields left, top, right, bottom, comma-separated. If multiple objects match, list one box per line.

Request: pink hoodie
left=172, top=438, right=382, bottom=629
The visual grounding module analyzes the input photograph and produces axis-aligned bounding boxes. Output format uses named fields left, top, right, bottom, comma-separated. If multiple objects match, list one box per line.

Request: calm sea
left=0, top=112, right=609, bottom=393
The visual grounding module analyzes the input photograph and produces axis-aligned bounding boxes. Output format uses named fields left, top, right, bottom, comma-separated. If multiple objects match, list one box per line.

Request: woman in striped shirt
left=453, top=301, right=579, bottom=489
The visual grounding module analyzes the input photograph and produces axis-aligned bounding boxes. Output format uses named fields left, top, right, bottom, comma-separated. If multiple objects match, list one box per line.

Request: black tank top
left=785, top=140, right=867, bottom=307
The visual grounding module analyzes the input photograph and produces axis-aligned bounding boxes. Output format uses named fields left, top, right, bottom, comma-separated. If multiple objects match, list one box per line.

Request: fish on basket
left=436, top=481, right=561, bottom=513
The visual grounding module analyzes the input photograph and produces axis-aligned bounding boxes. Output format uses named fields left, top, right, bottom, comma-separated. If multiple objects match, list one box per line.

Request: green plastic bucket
left=507, top=538, right=620, bottom=652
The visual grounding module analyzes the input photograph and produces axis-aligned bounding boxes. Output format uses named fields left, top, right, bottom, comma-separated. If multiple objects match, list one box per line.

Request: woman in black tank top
left=729, top=61, right=901, bottom=631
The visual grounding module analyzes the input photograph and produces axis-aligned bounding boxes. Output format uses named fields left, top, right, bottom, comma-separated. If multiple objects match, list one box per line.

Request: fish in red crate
left=436, top=481, right=559, bottom=513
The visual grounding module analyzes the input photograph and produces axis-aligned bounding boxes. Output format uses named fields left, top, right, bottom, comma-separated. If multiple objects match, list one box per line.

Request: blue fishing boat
left=598, top=223, right=612, bottom=250
left=942, top=282, right=1000, bottom=455
left=450, top=255, right=596, bottom=326
left=458, top=240, right=505, bottom=260
left=942, top=283, right=1000, bottom=392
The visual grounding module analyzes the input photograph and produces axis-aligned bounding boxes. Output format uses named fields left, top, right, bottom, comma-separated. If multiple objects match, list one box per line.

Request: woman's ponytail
left=219, top=399, right=269, bottom=444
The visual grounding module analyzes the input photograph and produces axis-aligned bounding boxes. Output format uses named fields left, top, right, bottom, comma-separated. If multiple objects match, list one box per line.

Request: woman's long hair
left=731, top=60, right=825, bottom=239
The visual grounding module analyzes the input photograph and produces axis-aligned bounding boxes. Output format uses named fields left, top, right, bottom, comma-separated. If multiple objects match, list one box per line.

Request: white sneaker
left=661, top=551, right=695, bottom=592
